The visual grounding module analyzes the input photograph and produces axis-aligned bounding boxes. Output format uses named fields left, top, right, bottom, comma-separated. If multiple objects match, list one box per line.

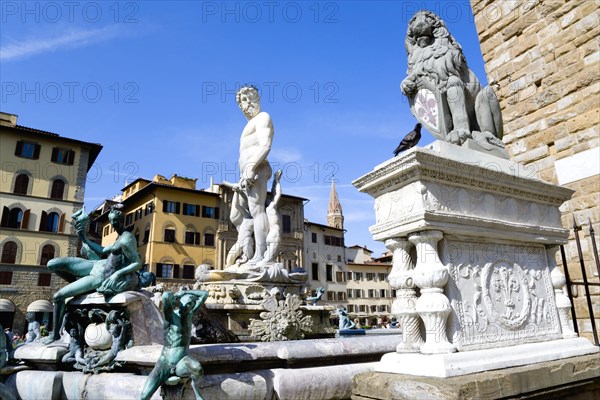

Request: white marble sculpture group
left=196, top=85, right=306, bottom=287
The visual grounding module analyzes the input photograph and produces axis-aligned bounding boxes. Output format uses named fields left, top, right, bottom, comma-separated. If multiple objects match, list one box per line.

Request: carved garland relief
left=373, top=180, right=561, bottom=234
left=446, top=241, right=560, bottom=349
left=249, top=295, right=312, bottom=341
left=356, top=153, right=570, bottom=208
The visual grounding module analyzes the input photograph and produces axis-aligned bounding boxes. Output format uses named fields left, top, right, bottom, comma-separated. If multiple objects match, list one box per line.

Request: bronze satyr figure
left=140, top=290, right=209, bottom=400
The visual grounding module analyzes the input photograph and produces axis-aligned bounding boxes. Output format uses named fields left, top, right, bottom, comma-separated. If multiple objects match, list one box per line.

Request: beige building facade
left=471, top=0, right=599, bottom=336
left=304, top=180, right=348, bottom=308
left=98, top=176, right=307, bottom=289
left=0, top=112, right=102, bottom=333
left=304, top=181, right=393, bottom=326
left=345, top=246, right=393, bottom=327
left=304, top=220, right=347, bottom=305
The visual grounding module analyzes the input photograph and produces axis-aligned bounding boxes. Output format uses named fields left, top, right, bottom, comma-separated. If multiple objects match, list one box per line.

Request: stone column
left=547, top=246, right=578, bottom=339
left=409, top=230, right=455, bottom=354
left=385, top=238, right=423, bottom=353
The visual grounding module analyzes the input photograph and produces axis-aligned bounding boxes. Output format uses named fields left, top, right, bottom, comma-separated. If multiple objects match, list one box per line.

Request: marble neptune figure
left=230, top=85, right=275, bottom=267
left=196, top=86, right=307, bottom=285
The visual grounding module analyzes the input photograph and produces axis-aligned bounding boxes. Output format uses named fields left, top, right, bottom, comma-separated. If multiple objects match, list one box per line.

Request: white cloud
left=1, top=26, right=123, bottom=62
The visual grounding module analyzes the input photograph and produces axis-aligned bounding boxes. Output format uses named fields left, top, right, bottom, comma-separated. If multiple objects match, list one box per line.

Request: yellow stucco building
left=97, top=174, right=220, bottom=283
left=0, top=112, right=102, bottom=333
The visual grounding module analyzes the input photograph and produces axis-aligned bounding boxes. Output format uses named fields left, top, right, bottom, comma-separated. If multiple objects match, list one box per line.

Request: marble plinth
left=376, top=338, right=599, bottom=378
left=353, top=141, right=581, bottom=355
left=196, top=263, right=308, bottom=285
left=203, top=303, right=335, bottom=341
left=194, top=280, right=306, bottom=306
left=353, top=141, right=572, bottom=244
left=354, top=353, right=600, bottom=400
left=189, top=280, right=335, bottom=340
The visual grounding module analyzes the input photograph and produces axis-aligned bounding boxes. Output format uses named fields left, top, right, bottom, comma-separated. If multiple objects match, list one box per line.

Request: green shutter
left=14, top=141, right=23, bottom=156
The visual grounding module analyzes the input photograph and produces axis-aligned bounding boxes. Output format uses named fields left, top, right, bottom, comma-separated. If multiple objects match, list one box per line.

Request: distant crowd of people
left=367, top=316, right=400, bottom=329
left=354, top=316, right=401, bottom=329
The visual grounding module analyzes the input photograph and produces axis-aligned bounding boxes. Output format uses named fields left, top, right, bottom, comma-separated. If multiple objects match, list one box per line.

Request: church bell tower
left=327, top=178, right=344, bottom=229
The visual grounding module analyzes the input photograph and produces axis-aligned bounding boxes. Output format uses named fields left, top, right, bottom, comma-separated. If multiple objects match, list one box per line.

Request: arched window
left=40, top=244, right=55, bottom=266
left=164, top=226, right=176, bottom=243
left=1, top=206, right=29, bottom=230
left=185, top=228, right=200, bottom=245
left=1, top=242, right=18, bottom=264
left=13, top=174, right=29, bottom=195
left=46, top=212, right=60, bottom=233
left=50, top=179, right=65, bottom=200
left=182, top=264, right=195, bottom=279
left=156, top=261, right=175, bottom=278
left=39, top=211, right=63, bottom=233
left=204, top=232, right=215, bottom=246
left=7, top=208, right=23, bottom=229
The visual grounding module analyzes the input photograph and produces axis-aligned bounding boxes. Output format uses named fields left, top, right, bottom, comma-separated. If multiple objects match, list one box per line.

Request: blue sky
left=1, top=1, right=489, bottom=256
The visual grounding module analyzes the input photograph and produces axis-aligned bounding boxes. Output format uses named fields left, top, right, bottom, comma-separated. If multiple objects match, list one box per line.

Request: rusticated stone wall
left=471, top=0, right=599, bottom=338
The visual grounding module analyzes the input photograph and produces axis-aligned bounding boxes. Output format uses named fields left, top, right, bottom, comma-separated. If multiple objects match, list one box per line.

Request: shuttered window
left=51, top=148, right=75, bottom=165
left=15, top=141, right=40, bottom=159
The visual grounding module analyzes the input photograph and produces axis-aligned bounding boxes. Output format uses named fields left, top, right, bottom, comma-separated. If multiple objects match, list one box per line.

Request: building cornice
left=353, top=144, right=574, bottom=207
left=0, top=192, right=83, bottom=207
left=2, top=124, right=103, bottom=171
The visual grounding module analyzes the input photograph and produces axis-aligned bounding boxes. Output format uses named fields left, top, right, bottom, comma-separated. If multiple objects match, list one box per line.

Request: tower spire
left=327, top=176, right=344, bottom=229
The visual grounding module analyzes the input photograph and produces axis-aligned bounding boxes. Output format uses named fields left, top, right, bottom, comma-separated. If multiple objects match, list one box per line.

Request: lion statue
left=401, top=10, right=505, bottom=154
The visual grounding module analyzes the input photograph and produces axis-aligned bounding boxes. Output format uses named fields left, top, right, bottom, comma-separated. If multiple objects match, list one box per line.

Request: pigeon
left=393, top=123, right=422, bottom=156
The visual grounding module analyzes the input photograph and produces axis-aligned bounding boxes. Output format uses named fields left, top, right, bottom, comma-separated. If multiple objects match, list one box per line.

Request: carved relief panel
left=373, top=183, right=425, bottom=225
left=424, top=182, right=561, bottom=227
left=442, top=239, right=561, bottom=351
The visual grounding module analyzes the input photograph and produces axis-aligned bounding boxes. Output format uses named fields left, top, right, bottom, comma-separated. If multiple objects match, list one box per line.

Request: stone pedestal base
left=195, top=280, right=306, bottom=306
left=69, top=291, right=164, bottom=346
left=376, top=338, right=598, bottom=378
left=353, top=141, right=576, bottom=353
left=191, top=279, right=334, bottom=340
left=354, top=352, right=600, bottom=400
